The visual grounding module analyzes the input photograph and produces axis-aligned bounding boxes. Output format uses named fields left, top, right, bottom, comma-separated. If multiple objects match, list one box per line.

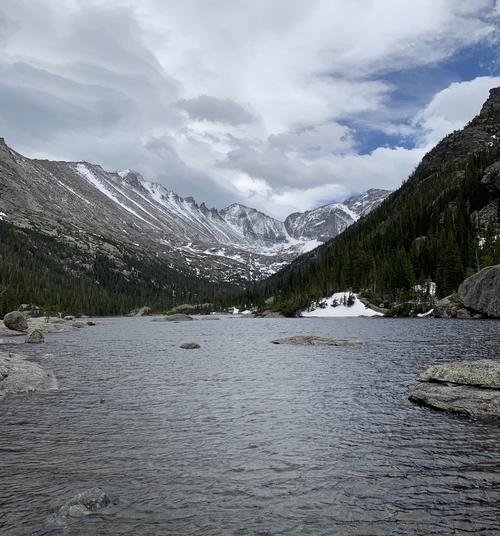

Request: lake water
left=1, top=316, right=500, bottom=535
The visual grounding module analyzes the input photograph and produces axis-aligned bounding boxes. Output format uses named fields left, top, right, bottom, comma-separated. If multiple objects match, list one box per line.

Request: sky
left=1, top=1, right=500, bottom=219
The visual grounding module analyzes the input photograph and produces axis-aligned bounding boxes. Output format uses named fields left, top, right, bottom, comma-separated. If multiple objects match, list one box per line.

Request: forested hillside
left=0, top=220, right=235, bottom=317
left=247, top=89, right=500, bottom=316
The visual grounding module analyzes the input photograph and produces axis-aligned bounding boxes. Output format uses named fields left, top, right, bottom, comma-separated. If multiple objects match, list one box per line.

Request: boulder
left=180, top=342, right=200, bottom=349
left=3, top=311, right=28, bottom=331
left=57, top=487, right=111, bottom=519
left=25, top=328, right=45, bottom=343
left=0, top=353, right=58, bottom=395
left=409, top=360, right=500, bottom=417
left=433, top=293, right=479, bottom=319
left=64, top=316, right=75, bottom=321
left=271, top=336, right=363, bottom=346
left=458, top=264, right=500, bottom=317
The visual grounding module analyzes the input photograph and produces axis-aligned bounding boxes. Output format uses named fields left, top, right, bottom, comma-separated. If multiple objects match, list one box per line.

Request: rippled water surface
left=2, top=316, right=500, bottom=535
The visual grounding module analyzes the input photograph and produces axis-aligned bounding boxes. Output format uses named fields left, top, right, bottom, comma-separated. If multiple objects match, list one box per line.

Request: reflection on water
left=1, top=316, right=500, bottom=535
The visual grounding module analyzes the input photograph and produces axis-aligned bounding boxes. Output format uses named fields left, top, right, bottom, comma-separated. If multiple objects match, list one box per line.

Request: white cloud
left=0, top=0, right=499, bottom=219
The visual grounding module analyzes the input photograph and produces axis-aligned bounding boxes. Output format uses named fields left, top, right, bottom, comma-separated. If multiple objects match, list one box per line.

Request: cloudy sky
left=1, top=1, right=500, bottom=219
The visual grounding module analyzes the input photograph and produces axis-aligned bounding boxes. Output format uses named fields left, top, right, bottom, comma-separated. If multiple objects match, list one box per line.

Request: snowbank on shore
left=301, top=292, right=383, bottom=317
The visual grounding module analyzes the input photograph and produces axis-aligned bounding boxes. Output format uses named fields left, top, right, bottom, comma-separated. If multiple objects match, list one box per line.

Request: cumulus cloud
left=0, top=0, right=499, bottom=219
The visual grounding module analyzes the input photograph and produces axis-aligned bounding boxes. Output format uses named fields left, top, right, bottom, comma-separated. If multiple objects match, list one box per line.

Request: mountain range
left=0, top=138, right=389, bottom=282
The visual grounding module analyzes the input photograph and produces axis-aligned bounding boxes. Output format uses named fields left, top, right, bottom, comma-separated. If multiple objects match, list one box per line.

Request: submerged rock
left=57, top=487, right=111, bottom=519
left=180, top=342, right=200, bottom=349
left=3, top=311, right=28, bottom=332
left=409, top=360, right=500, bottom=417
left=271, top=336, right=363, bottom=346
left=0, top=353, right=58, bottom=395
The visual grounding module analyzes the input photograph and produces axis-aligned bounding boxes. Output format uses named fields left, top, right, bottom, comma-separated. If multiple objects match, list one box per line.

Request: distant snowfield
left=301, top=292, right=383, bottom=317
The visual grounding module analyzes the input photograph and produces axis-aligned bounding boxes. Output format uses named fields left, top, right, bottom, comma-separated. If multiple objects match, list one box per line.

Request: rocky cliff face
left=415, top=88, right=500, bottom=180
left=0, top=138, right=390, bottom=282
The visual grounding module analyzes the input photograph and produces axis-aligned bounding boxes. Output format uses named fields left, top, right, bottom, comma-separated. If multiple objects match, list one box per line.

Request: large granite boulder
left=409, top=360, right=500, bottom=417
left=3, top=311, right=28, bottom=331
left=57, top=487, right=111, bottom=519
left=0, top=353, right=58, bottom=395
left=458, top=264, right=500, bottom=317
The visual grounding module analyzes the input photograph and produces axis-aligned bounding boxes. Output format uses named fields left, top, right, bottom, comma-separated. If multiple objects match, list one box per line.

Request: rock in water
left=409, top=382, right=500, bottom=417
left=180, top=342, right=200, bottom=349
left=3, top=311, right=28, bottom=331
left=409, top=360, right=500, bottom=417
left=0, top=353, right=58, bottom=395
left=25, top=328, right=45, bottom=343
left=271, top=336, right=363, bottom=346
left=417, top=360, right=500, bottom=388
left=458, top=264, right=500, bottom=317
left=57, top=488, right=111, bottom=519
left=164, top=314, right=193, bottom=322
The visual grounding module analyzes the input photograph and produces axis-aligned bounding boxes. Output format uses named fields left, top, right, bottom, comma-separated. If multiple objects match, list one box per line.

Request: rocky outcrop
left=3, top=311, right=28, bottom=331
left=433, top=293, right=480, bottom=319
left=481, top=162, right=500, bottom=198
left=409, top=360, right=500, bottom=417
left=0, top=353, right=58, bottom=395
left=480, top=87, right=500, bottom=115
left=271, top=336, right=363, bottom=346
left=180, top=342, right=200, bottom=349
left=458, top=264, right=500, bottom=317
left=166, top=304, right=195, bottom=314
left=57, top=488, right=110, bottom=520
left=25, top=328, right=45, bottom=343
left=414, top=88, right=500, bottom=182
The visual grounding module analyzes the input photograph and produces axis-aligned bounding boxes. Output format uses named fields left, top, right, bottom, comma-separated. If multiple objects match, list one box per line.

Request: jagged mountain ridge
left=0, top=138, right=389, bottom=282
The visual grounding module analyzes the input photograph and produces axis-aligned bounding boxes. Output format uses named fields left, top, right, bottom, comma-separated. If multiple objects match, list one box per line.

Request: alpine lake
left=2, top=315, right=500, bottom=535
